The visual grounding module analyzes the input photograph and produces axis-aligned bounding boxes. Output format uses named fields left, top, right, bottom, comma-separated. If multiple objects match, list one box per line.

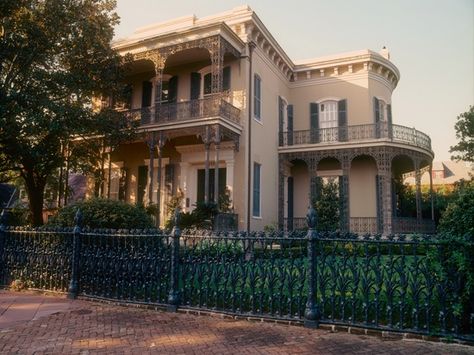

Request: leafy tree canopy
left=0, top=0, right=134, bottom=225
left=450, top=106, right=474, bottom=162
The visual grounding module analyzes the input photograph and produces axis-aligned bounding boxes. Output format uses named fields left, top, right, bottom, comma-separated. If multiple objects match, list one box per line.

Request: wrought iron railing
left=0, top=213, right=471, bottom=341
left=392, top=217, right=436, bottom=234
left=350, top=217, right=378, bottom=234
left=124, top=96, right=241, bottom=126
left=283, top=217, right=307, bottom=231
left=281, top=122, right=432, bottom=151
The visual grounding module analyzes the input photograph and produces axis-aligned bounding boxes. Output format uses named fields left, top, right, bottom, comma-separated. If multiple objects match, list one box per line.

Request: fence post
left=167, top=208, right=180, bottom=311
left=0, top=210, right=7, bottom=284
left=67, top=209, right=82, bottom=299
left=304, top=205, right=320, bottom=328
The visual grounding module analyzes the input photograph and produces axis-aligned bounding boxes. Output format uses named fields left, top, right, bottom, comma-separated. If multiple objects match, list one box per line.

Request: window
left=253, top=162, right=261, bottom=217
left=254, top=74, right=261, bottom=120
left=203, top=73, right=212, bottom=96
left=161, top=81, right=169, bottom=102
left=319, top=100, right=338, bottom=142
left=379, top=100, right=386, bottom=121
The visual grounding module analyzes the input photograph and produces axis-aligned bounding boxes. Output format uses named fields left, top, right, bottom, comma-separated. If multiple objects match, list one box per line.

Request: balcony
left=280, top=122, right=432, bottom=152
left=124, top=96, right=241, bottom=129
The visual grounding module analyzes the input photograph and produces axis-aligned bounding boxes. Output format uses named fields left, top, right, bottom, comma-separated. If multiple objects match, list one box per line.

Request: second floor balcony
left=124, top=96, right=241, bottom=131
left=279, top=122, right=432, bottom=153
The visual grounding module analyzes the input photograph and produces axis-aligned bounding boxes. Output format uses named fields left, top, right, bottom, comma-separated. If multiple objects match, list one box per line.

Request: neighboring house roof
left=404, top=161, right=473, bottom=186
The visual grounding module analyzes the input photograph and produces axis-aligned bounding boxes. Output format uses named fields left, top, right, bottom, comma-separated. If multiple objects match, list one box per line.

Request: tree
left=0, top=0, right=134, bottom=225
left=450, top=106, right=474, bottom=162
left=313, top=179, right=340, bottom=232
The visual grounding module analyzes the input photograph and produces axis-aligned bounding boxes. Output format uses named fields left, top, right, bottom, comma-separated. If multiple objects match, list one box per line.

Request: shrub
left=48, top=198, right=154, bottom=229
left=437, top=179, right=474, bottom=332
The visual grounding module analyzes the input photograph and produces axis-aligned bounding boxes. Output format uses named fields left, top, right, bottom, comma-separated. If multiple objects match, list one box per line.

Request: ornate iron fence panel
left=0, top=215, right=471, bottom=340
left=314, top=233, right=468, bottom=337
left=0, top=227, right=73, bottom=292
left=178, top=230, right=308, bottom=320
left=78, top=229, right=171, bottom=304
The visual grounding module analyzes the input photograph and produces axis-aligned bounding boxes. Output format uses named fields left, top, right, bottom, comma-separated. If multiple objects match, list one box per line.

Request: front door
left=197, top=168, right=226, bottom=204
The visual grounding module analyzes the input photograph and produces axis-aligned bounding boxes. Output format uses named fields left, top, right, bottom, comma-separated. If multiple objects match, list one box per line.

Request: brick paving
left=0, top=291, right=473, bottom=354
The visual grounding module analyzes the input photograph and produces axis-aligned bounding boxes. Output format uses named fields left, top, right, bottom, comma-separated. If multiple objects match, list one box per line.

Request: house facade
left=98, top=5, right=435, bottom=234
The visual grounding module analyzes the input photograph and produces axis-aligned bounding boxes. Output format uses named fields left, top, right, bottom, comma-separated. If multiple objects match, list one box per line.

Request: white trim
left=315, top=96, right=341, bottom=104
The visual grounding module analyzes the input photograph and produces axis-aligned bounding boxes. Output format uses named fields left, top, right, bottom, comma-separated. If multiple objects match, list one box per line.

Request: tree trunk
left=23, top=171, right=46, bottom=226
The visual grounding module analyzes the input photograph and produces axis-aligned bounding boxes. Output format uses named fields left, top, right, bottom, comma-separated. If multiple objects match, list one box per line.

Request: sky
left=114, top=0, right=473, bottom=161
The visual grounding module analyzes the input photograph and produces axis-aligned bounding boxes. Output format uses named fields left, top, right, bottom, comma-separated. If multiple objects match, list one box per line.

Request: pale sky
left=115, top=0, right=474, bottom=161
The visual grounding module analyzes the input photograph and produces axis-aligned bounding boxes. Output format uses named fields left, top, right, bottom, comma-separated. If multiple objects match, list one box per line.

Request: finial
left=74, top=208, right=83, bottom=228
left=306, top=205, right=317, bottom=229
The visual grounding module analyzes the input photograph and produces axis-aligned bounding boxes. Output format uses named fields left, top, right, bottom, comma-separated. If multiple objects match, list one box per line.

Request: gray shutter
left=373, top=97, right=380, bottom=138
left=190, top=72, right=201, bottom=100
left=287, top=176, right=294, bottom=230
left=310, top=103, right=319, bottom=143
left=338, top=99, right=347, bottom=142
left=223, top=66, right=231, bottom=91
left=278, top=96, right=284, bottom=145
left=387, top=103, right=393, bottom=139
left=168, top=76, right=178, bottom=103
left=141, top=81, right=152, bottom=107
left=287, top=104, right=294, bottom=146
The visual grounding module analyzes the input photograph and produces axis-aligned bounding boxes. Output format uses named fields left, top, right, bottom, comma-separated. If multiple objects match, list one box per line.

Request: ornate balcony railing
left=283, top=217, right=307, bottom=231
left=124, top=96, right=241, bottom=127
left=280, top=122, right=432, bottom=151
left=350, top=217, right=378, bottom=234
left=392, top=217, right=436, bottom=234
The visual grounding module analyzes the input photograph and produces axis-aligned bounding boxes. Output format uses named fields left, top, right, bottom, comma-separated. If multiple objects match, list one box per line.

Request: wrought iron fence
left=0, top=210, right=471, bottom=340
left=281, top=122, right=432, bottom=151
left=124, top=96, right=241, bottom=126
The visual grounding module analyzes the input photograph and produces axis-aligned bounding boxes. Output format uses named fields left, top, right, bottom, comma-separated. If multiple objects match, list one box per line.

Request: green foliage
left=436, top=180, right=474, bottom=331
left=5, top=206, right=30, bottom=226
left=438, top=180, right=474, bottom=240
left=218, top=187, right=233, bottom=213
left=0, top=0, right=135, bottom=225
left=165, top=201, right=220, bottom=230
left=48, top=198, right=154, bottom=229
left=450, top=106, right=474, bottom=163
left=313, top=179, right=340, bottom=232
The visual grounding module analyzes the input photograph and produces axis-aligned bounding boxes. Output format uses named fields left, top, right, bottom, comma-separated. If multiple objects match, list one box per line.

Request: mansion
left=97, top=5, right=435, bottom=234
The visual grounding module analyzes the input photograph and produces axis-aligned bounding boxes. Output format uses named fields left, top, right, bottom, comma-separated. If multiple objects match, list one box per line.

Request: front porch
left=101, top=123, right=239, bottom=227
left=279, top=146, right=436, bottom=234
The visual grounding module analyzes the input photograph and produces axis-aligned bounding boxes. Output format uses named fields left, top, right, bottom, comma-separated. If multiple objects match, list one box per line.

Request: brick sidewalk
left=0, top=291, right=472, bottom=354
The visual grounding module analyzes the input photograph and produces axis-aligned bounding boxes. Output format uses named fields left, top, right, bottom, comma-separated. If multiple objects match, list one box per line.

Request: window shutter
left=287, top=176, right=294, bottom=230
left=254, top=75, right=261, bottom=119
left=338, top=99, right=347, bottom=142
left=190, top=72, right=201, bottom=100
left=310, top=103, right=319, bottom=143
left=373, top=97, right=380, bottom=138
left=387, top=103, right=393, bottom=138
left=141, top=81, right=152, bottom=107
left=287, top=104, right=294, bottom=145
left=168, top=76, right=178, bottom=103
left=118, top=168, right=128, bottom=202
left=278, top=96, right=284, bottom=145
left=223, top=66, right=231, bottom=91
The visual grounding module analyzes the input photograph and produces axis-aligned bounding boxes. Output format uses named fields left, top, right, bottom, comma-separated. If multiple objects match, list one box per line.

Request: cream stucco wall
left=250, top=46, right=290, bottom=230
left=349, top=156, right=378, bottom=218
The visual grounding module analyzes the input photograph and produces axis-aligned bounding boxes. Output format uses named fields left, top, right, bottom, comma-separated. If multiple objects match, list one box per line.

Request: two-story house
left=98, top=5, right=435, bottom=234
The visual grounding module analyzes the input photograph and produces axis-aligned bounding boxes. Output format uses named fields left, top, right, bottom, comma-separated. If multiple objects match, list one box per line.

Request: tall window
left=253, top=162, right=261, bottom=217
left=378, top=100, right=386, bottom=121
left=319, top=100, right=338, bottom=142
left=254, top=74, right=261, bottom=120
